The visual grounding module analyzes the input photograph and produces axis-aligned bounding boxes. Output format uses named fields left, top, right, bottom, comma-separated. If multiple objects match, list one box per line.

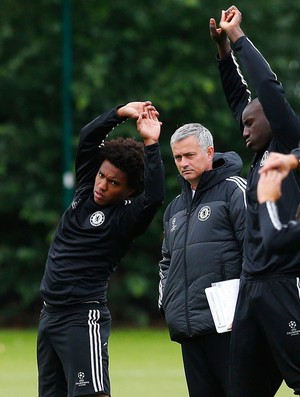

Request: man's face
left=242, top=99, right=273, bottom=153
left=93, top=160, right=134, bottom=206
left=171, top=135, right=214, bottom=190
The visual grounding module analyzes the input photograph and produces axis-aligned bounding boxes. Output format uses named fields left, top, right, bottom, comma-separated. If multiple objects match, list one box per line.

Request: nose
left=181, top=156, right=190, bottom=168
left=98, top=178, right=108, bottom=191
left=243, top=126, right=250, bottom=139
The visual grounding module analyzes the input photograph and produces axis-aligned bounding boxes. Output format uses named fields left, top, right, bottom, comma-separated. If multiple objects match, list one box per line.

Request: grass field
left=0, top=328, right=294, bottom=396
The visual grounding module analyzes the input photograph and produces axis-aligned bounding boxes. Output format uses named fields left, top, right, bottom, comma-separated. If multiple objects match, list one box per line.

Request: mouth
left=94, top=191, right=104, bottom=201
left=245, top=139, right=251, bottom=148
left=182, top=169, right=193, bottom=174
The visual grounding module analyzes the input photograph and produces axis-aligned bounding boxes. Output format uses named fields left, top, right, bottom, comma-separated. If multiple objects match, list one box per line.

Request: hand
left=209, top=17, right=228, bottom=45
left=257, top=170, right=283, bottom=203
left=136, top=106, right=162, bottom=146
left=209, top=17, right=231, bottom=59
left=259, top=152, right=298, bottom=179
left=220, top=6, right=242, bottom=29
left=219, top=6, right=244, bottom=43
left=117, top=101, right=155, bottom=120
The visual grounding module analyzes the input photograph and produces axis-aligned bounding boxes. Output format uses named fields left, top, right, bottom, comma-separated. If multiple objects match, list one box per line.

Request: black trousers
left=38, top=302, right=111, bottom=397
left=230, top=277, right=300, bottom=397
left=180, top=332, right=231, bottom=397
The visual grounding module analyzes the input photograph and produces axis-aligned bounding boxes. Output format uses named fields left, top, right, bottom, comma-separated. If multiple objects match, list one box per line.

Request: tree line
left=1, top=0, right=300, bottom=326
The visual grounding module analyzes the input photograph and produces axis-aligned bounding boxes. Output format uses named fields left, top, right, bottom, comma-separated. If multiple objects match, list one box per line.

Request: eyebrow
left=174, top=152, right=196, bottom=157
left=98, top=170, right=122, bottom=184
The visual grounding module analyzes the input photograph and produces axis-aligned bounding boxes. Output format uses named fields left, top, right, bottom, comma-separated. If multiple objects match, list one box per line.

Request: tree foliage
left=1, top=0, right=300, bottom=325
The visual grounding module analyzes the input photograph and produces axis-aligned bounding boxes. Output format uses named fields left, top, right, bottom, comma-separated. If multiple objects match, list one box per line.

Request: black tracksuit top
left=40, top=107, right=165, bottom=305
left=259, top=148, right=300, bottom=257
left=218, top=36, right=300, bottom=277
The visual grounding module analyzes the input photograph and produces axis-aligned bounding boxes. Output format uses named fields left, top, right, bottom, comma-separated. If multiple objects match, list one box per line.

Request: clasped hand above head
left=210, top=4, right=245, bottom=49
left=117, top=101, right=158, bottom=119
left=117, top=101, right=162, bottom=146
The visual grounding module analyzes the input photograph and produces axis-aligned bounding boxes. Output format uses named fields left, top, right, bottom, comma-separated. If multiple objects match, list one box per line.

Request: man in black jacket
left=159, top=122, right=246, bottom=397
left=37, top=101, right=165, bottom=397
left=210, top=5, right=300, bottom=397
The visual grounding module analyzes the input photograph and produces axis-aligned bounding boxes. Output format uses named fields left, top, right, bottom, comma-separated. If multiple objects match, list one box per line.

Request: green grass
left=0, top=328, right=294, bottom=396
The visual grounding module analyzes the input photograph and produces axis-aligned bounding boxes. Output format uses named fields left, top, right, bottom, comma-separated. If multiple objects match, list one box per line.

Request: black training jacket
left=258, top=148, right=300, bottom=267
left=159, top=151, right=246, bottom=341
left=218, top=35, right=300, bottom=277
left=40, top=107, right=165, bottom=306
left=259, top=201, right=300, bottom=257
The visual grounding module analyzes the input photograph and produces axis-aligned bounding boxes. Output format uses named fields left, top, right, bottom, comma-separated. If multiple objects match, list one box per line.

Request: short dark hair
left=98, top=137, right=144, bottom=196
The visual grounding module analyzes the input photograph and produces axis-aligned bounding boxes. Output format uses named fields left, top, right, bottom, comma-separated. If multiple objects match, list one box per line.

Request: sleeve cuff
left=291, top=148, right=300, bottom=172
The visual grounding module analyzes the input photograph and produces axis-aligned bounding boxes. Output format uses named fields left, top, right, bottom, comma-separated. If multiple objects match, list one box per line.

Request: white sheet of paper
left=205, top=279, right=240, bottom=333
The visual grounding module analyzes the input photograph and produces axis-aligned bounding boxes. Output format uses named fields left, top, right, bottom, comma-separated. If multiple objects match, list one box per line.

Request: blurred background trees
left=1, top=0, right=300, bottom=326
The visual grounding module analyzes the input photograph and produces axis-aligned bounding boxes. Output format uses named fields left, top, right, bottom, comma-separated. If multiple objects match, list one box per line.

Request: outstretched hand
left=136, top=106, right=161, bottom=146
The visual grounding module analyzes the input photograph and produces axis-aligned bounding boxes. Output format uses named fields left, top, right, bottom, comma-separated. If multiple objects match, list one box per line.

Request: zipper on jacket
left=183, top=206, right=193, bottom=337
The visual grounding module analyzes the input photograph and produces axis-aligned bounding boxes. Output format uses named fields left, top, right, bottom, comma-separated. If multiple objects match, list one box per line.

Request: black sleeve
left=119, top=142, right=165, bottom=238
left=233, top=36, right=300, bottom=151
left=228, top=178, right=247, bottom=252
left=158, top=207, right=172, bottom=312
left=291, top=148, right=300, bottom=172
left=259, top=201, right=300, bottom=252
left=75, top=107, right=126, bottom=190
left=218, top=49, right=251, bottom=132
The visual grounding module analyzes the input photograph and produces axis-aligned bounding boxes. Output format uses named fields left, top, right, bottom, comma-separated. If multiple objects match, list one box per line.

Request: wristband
left=291, top=148, right=300, bottom=172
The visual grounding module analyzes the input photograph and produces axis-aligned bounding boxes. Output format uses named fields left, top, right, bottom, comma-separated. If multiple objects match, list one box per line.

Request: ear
left=125, top=188, right=136, bottom=199
left=207, top=146, right=214, bottom=161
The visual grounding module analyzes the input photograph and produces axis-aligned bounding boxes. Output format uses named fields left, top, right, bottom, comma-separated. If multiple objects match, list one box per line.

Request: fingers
left=209, top=18, right=216, bottom=31
left=122, top=100, right=160, bottom=121
left=220, top=9, right=227, bottom=22
left=260, top=170, right=284, bottom=184
left=225, top=5, right=238, bottom=14
left=222, top=5, right=241, bottom=24
left=209, top=18, right=219, bottom=39
left=143, top=103, right=159, bottom=119
left=146, top=110, right=159, bottom=121
left=138, top=108, right=159, bottom=122
left=259, top=153, right=288, bottom=174
left=257, top=170, right=283, bottom=203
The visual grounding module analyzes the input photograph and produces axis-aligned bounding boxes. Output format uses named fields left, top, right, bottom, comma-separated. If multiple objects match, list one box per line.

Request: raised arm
left=209, top=14, right=231, bottom=60
left=118, top=102, right=165, bottom=237
left=219, top=5, right=300, bottom=149
left=75, top=107, right=127, bottom=190
left=210, top=8, right=251, bottom=130
left=75, top=101, right=157, bottom=191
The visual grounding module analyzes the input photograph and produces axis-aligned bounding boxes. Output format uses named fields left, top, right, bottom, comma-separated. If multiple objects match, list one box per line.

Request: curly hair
left=98, top=137, right=144, bottom=196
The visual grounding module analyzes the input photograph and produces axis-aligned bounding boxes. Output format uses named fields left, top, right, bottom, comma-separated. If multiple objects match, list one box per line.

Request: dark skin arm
left=209, top=13, right=231, bottom=60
